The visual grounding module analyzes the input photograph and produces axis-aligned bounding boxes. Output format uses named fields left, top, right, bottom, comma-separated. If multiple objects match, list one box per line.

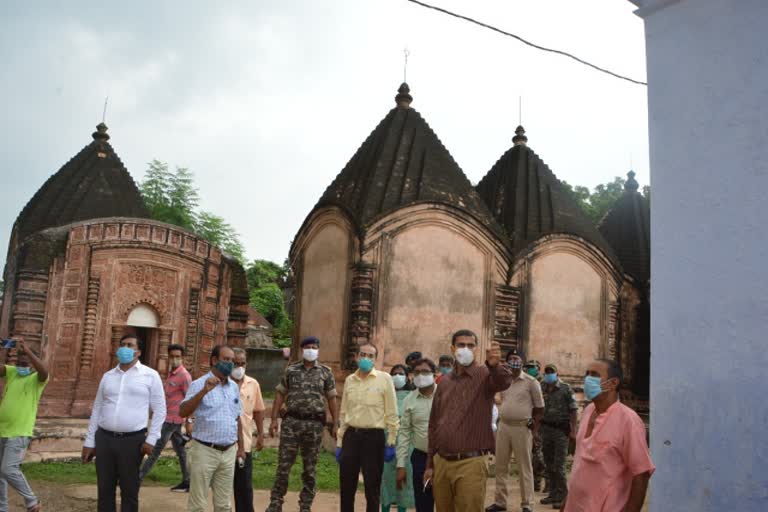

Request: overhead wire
left=406, top=0, right=647, bottom=86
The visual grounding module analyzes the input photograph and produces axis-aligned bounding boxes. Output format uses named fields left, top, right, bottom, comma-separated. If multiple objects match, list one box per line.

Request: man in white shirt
left=81, top=334, right=166, bottom=512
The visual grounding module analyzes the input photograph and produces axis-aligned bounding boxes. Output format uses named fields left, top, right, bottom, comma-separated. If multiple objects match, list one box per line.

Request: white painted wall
left=632, top=1, right=768, bottom=510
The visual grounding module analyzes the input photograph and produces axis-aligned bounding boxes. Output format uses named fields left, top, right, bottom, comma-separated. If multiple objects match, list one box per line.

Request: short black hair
left=358, top=342, right=378, bottom=356
left=413, top=357, right=437, bottom=373
left=451, top=329, right=477, bottom=346
left=390, top=364, right=409, bottom=376
left=119, top=333, right=145, bottom=352
left=210, top=344, right=232, bottom=365
left=597, top=358, right=624, bottom=388
left=439, top=354, right=455, bottom=364
left=168, top=344, right=185, bottom=355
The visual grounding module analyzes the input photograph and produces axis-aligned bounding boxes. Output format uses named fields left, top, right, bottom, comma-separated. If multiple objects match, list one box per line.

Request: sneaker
left=171, top=482, right=190, bottom=493
left=523, top=507, right=533, bottom=512
left=485, top=505, right=506, bottom=512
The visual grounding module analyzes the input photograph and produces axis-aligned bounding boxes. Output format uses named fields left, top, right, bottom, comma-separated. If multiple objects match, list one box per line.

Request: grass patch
left=23, top=448, right=341, bottom=491
left=262, top=390, right=276, bottom=401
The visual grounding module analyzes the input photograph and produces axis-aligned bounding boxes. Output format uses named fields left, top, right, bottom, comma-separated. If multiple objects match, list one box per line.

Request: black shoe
left=534, top=479, right=541, bottom=492
left=171, top=481, right=190, bottom=493
left=540, top=496, right=555, bottom=505
left=551, top=502, right=563, bottom=509
left=485, top=505, right=506, bottom=512
left=523, top=507, right=533, bottom=512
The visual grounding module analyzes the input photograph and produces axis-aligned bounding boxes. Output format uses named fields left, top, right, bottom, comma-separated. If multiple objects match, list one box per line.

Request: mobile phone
left=1, top=339, right=16, bottom=349
left=423, top=478, right=431, bottom=491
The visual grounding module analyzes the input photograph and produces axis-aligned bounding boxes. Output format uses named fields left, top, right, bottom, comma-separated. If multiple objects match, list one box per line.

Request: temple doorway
left=126, top=304, right=160, bottom=368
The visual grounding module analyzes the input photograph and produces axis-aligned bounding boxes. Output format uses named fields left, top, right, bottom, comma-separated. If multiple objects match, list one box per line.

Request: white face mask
left=392, top=374, right=407, bottom=389
left=231, top=366, right=246, bottom=380
left=413, top=374, right=435, bottom=389
left=303, top=348, right=319, bottom=362
left=455, top=347, right=475, bottom=366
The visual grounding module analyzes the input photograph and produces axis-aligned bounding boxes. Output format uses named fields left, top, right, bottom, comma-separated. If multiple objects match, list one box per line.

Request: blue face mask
left=440, top=366, right=452, bottom=375
left=215, top=360, right=234, bottom=377
left=357, top=358, right=374, bottom=372
left=583, top=375, right=603, bottom=400
left=543, top=373, right=558, bottom=384
left=16, top=367, right=32, bottom=377
left=116, top=347, right=135, bottom=364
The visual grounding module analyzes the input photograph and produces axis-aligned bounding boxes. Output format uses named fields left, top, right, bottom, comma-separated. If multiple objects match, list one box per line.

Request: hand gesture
left=81, top=447, right=95, bottom=464
left=141, top=442, right=154, bottom=457
left=486, top=341, right=502, bottom=367
left=16, top=338, right=28, bottom=355
left=396, top=467, right=407, bottom=489
left=269, top=419, right=279, bottom=438
left=204, top=376, right=219, bottom=393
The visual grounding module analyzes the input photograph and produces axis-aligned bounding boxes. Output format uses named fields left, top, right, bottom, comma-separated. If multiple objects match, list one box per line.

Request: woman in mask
left=380, top=364, right=415, bottom=512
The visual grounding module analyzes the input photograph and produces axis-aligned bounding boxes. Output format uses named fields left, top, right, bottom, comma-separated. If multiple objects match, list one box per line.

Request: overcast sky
left=0, top=0, right=647, bottom=268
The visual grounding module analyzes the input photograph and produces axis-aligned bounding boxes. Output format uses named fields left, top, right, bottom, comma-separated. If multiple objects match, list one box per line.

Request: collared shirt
left=338, top=368, right=399, bottom=447
left=164, top=365, right=192, bottom=424
left=498, top=372, right=544, bottom=422
left=84, top=362, right=166, bottom=448
left=428, top=362, right=513, bottom=458
left=542, top=379, right=578, bottom=424
left=238, top=375, right=265, bottom=452
left=0, top=366, right=48, bottom=437
left=396, top=387, right=434, bottom=467
left=277, top=360, right=337, bottom=416
left=183, top=372, right=242, bottom=445
left=565, top=401, right=655, bottom=512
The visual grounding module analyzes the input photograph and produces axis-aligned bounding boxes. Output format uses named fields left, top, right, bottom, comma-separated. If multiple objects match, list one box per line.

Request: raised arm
left=180, top=376, right=217, bottom=418
left=19, top=339, right=49, bottom=382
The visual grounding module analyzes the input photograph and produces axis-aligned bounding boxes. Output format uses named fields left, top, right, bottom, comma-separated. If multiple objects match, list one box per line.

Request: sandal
left=27, top=503, right=41, bottom=512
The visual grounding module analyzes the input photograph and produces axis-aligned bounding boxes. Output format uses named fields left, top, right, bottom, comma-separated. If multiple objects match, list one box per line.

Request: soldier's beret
left=525, top=359, right=541, bottom=368
left=406, top=351, right=422, bottom=362
left=300, top=336, right=320, bottom=347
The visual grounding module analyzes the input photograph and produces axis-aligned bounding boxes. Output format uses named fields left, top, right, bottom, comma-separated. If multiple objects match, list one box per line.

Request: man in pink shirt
left=561, top=359, right=654, bottom=512
left=140, top=343, right=193, bottom=492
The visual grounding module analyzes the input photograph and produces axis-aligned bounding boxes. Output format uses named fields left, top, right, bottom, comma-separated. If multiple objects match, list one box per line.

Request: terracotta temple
left=290, top=84, right=650, bottom=402
left=0, top=123, right=249, bottom=417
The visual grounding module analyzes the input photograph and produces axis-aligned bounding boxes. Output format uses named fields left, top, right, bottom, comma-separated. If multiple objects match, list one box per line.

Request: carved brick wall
left=185, top=288, right=201, bottom=367
left=607, top=301, right=620, bottom=360
left=79, top=277, right=100, bottom=372
left=346, top=263, right=376, bottom=370
left=493, top=284, right=522, bottom=354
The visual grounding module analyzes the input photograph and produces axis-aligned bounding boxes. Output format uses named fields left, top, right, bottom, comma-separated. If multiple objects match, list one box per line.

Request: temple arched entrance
left=126, top=303, right=160, bottom=367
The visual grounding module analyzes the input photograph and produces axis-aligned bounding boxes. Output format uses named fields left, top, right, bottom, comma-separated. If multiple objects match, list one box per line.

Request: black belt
left=347, top=426, right=384, bottom=433
left=98, top=428, right=146, bottom=438
left=439, top=450, right=491, bottom=461
left=285, top=412, right=326, bottom=423
left=194, top=439, right=235, bottom=452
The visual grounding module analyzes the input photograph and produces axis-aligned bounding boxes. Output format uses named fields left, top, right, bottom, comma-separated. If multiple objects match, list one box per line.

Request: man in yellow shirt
left=337, top=343, right=399, bottom=512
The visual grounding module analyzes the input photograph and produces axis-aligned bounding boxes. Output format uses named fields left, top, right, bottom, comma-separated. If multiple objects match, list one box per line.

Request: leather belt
left=99, top=428, right=146, bottom=438
left=347, top=426, right=384, bottom=433
left=285, top=412, right=326, bottom=423
left=501, top=418, right=531, bottom=426
left=194, top=439, right=235, bottom=452
left=439, top=450, right=491, bottom=461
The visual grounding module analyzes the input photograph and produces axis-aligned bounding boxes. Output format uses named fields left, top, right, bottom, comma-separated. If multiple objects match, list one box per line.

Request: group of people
left=0, top=328, right=655, bottom=512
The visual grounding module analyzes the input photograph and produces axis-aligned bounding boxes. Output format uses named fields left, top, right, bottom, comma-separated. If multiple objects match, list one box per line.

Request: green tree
left=139, top=161, right=245, bottom=263
left=246, top=259, right=293, bottom=347
left=250, top=283, right=287, bottom=326
left=246, top=259, right=287, bottom=291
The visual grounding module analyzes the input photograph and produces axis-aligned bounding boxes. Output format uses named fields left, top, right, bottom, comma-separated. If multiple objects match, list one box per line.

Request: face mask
left=117, top=347, right=135, bottom=364
left=169, top=357, right=182, bottom=369
left=357, top=358, right=374, bottom=372
left=16, top=367, right=32, bottom=377
left=455, top=347, right=474, bottom=366
left=508, top=361, right=522, bottom=369
left=231, top=366, right=246, bottom=380
left=215, top=360, right=234, bottom=377
left=439, top=367, right=452, bottom=375
left=543, top=373, right=558, bottom=384
left=584, top=375, right=603, bottom=400
left=414, top=374, right=435, bottom=389
left=303, top=348, right=319, bottom=362
left=392, top=374, right=407, bottom=389
left=525, top=367, right=539, bottom=377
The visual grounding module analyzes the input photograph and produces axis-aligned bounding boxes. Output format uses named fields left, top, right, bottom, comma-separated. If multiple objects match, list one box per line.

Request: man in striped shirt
left=425, top=330, right=513, bottom=512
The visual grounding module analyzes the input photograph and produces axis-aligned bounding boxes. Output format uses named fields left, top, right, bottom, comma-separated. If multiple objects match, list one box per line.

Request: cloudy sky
left=0, top=0, right=648, bottom=268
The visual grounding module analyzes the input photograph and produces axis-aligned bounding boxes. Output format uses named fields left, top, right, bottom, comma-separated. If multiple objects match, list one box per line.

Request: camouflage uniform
left=525, top=360, right=546, bottom=491
left=541, top=378, right=577, bottom=503
left=267, top=361, right=337, bottom=512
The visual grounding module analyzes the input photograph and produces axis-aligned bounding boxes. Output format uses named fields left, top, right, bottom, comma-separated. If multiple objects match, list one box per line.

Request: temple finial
left=625, top=170, right=639, bottom=192
left=395, top=82, right=413, bottom=108
left=92, top=122, right=110, bottom=142
left=512, top=125, right=527, bottom=146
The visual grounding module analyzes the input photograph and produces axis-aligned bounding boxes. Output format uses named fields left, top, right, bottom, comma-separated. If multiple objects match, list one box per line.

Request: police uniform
left=540, top=364, right=577, bottom=505
left=266, top=359, right=336, bottom=512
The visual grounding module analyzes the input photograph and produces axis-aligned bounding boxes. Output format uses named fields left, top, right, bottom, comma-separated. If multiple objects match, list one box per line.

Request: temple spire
left=512, top=125, right=528, bottom=146
left=395, top=82, right=413, bottom=109
left=92, top=122, right=110, bottom=142
left=625, top=170, right=639, bottom=192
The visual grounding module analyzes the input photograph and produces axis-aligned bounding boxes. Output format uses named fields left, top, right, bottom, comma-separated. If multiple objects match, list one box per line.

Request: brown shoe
left=27, top=503, right=42, bottom=512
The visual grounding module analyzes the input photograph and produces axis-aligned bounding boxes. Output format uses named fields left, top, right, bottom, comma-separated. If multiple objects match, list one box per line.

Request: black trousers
left=411, top=449, right=434, bottom=512
left=95, top=428, right=145, bottom=512
left=233, top=452, right=253, bottom=512
left=339, top=427, right=385, bottom=512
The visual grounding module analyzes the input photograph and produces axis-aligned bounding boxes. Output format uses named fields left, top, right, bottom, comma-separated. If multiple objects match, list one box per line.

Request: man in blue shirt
left=180, top=345, right=244, bottom=512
